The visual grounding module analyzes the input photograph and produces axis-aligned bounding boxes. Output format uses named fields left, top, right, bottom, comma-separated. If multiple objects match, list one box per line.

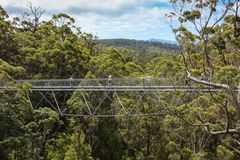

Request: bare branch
left=17, top=2, right=45, bottom=32
left=210, top=129, right=240, bottom=135
left=223, top=101, right=230, bottom=131
left=186, top=70, right=228, bottom=88
left=186, top=70, right=240, bottom=119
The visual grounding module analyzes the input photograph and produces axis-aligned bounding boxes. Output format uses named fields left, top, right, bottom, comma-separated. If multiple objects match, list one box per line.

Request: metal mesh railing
left=16, top=78, right=179, bottom=87
left=0, top=78, right=225, bottom=92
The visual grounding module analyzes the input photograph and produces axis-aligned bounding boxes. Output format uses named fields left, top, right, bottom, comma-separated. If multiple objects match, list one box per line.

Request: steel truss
left=1, top=78, right=234, bottom=117
left=26, top=89, right=208, bottom=117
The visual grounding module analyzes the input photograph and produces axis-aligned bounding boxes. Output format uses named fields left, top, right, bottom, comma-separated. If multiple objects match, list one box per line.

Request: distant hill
left=148, top=38, right=178, bottom=45
left=98, top=38, right=180, bottom=54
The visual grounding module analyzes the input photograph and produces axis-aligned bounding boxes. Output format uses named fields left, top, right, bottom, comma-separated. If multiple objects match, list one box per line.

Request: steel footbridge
left=0, top=78, right=233, bottom=117
left=13, top=78, right=221, bottom=92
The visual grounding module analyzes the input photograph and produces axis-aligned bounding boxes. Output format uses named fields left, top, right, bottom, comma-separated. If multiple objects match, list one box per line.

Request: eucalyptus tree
left=15, top=12, right=93, bottom=79
left=167, top=0, right=240, bottom=157
left=0, top=6, right=19, bottom=63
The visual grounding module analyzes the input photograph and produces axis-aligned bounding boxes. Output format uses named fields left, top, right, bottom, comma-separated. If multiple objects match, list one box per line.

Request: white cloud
left=74, top=7, right=174, bottom=40
left=1, top=0, right=168, bottom=11
left=1, top=0, right=176, bottom=40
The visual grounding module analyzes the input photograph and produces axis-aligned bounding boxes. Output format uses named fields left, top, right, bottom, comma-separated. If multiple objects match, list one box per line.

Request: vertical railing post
left=143, top=77, right=145, bottom=88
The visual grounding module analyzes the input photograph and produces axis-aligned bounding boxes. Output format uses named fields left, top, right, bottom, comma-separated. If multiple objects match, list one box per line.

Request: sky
left=1, top=0, right=176, bottom=41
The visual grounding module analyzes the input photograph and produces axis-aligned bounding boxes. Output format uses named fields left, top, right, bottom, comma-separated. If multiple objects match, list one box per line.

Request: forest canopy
left=0, top=0, right=240, bottom=159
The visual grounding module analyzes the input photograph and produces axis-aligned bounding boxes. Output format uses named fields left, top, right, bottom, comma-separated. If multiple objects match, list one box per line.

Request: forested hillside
left=0, top=0, right=240, bottom=159
left=99, top=38, right=180, bottom=54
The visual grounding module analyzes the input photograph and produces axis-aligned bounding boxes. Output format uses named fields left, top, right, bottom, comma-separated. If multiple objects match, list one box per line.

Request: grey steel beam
left=0, top=87, right=225, bottom=92
left=30, top=88, right=222, bottom=92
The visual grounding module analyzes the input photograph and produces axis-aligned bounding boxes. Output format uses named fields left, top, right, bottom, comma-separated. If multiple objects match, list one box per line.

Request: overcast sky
left=1, top=0, right=176, bottom=41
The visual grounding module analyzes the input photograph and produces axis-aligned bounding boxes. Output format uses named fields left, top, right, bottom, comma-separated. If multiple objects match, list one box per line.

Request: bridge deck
left=0, top=78, right=225, bottom=92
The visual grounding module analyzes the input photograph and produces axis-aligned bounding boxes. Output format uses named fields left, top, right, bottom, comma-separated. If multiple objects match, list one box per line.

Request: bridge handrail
left=15, top=78, right=176, bottom=87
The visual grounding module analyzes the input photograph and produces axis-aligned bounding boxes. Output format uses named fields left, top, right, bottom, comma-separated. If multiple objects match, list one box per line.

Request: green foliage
left=90, top=47, right=144, bottom=77
left=215, top=66, right=240, bottom=85
left=0, top=8, right=18, bottom=63
left=0, top=3, right=240, bottom=160
left=47, top=132, right=93, bottom=160
left=217, top=145, right=234, bottom=160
